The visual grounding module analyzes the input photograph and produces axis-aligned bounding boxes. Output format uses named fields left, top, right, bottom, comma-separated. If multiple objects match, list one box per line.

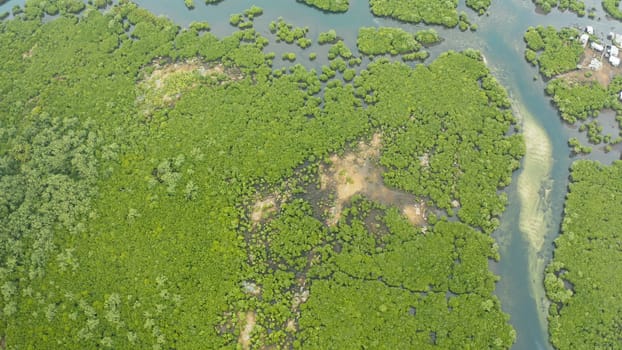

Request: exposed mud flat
left=320, top=133, right=427, bottom=227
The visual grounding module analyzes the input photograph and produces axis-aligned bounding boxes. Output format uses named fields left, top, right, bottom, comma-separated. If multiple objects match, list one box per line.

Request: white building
left=589, top=58, right=603, bottom=70
left=611, top=45, right=619, bottom=57
left=610, top=56, right=620, bottom=67
left=591, top=42, right=605, bottom=52
left=586, top=26, right=594, bottom=35
left=580, top=33, right=590, bottom=46
left=615, top=34, right=622, bottom=47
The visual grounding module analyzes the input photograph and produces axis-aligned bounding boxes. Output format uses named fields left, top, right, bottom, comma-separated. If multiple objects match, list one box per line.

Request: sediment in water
left=514, top=102, right=554, bottom=339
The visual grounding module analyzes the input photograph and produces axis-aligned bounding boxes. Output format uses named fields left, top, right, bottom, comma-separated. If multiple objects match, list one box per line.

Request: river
left=2, top=0, right=620, bottom=348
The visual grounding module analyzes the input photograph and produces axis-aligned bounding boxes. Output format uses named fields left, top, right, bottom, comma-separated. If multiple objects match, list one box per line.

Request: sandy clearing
left=321, top=133, right=427, bottom=227
left=559, top=47, right=622, bottom=87
left=251, top=196, right=277, bottom=223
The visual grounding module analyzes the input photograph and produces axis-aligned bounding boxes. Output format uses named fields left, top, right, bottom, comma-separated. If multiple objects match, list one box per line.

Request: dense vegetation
left=357, top=27, right=420, bottom=55
left=0, top=1, right=525, bottom=349
left=523, top=26, right=584, bottom=78
left=270, top=18, right=312, bottom=48
left=368, top=0, right=477, bottom=29
left=525, top=26, right=622, bottom=153
left=317, top=29, right=338, bottom=44
left=298, top=198, right=516, bottom=348
left=298, top=0, right=349, bottom=12
left=545, top=160, right=622, bottom=349
left=532, top=0, right=586, bottom=15
left=542, top=69, right=622, bottom=151
left=356, top=27, right=440, bottom=62
left=525, top=23, right=622, bottom=347
left=466, top=0, right=493, bottom=15
left=354, top=52, right=523, bottom=233
left=602, top=0, right=622, bottom=20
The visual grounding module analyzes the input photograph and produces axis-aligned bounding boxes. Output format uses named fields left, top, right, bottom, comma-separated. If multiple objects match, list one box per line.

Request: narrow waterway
left=2, top=0, right=620, bottom=348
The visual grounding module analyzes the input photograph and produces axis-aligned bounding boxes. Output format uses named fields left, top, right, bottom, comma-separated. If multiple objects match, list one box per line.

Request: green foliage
left=546, top=161, right=622, bottom=349
left=184, top=0, right=195, bottom=9
left=298, top=199, right=515, bottom=348
left=354, top=52, right=523, bottom=232
left=229, top=13, right=242, bottom=26
left=369, top=0, right=462, bottom=27
left=414, top=29, right=441, bottom=46
left=229, top=6, right=262, bottom=28
left=244, top=5, right=263, bottom=18
left=328, top=40, right=353, bottom=60
left=568, top=137, right=592, bottom=154
left=602, top=0, right=622, bottom=20
left=525, top=48, right=538, bottom=64
left=544, top=76, right=622, bottom=149
left=545, top=79, right=608, bottom=123
left=533, top=0, right=586, bottom=16
left=466, top=0, right=493, bottom=14
left=270, top=18, right=310, bottom=49
left=523, top=26, right=584, bottom=78
left=298, top=0, right=349, bottom=12
left=357, top=27, right=421, bottom=56
left=402, top=51, right=429, bottom=61
left=0, top=2, right=522, bottom=349
left=282, top=51, right=297, bottom=61
left=458, top=11, right=472, bottom=32
left=318, top=29, right=338, bottom=44
left=584, top=120, right=604, bottom=144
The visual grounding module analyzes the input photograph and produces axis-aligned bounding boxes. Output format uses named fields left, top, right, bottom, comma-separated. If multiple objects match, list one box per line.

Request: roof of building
left=589, top=58, right=603, bottom=70
left=610, top=56, right=620, bottom=66
left=591, top=42, right=605, bottom=51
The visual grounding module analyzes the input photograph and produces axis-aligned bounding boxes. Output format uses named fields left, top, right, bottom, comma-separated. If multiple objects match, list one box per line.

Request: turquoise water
left=3, top=0, right=621, bottom=348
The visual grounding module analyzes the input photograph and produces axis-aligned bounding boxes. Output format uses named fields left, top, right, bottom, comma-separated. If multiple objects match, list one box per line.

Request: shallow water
left=3, top=0, right=621, bottom=348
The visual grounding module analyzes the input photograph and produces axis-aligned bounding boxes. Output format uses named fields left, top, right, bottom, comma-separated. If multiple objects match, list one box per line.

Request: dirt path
left=238, top=311, right=256, bottom=350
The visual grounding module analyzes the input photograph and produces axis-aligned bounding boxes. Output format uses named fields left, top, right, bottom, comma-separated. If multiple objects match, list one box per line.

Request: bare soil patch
left=251, top=196, right=277, bottom=224
left=22, top=44, right=36, bottom=59
left=238, top=311, right=256, bottom=350
left=402, top=202, right=428, bottom=226
left=320, top=133, right=427, bottom=227
left=559, top=48, right=622, bottom=87
left=136, top=58, right=243, bottom=116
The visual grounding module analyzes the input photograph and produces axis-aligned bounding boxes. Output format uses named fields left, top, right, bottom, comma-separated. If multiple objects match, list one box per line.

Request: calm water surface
left=3, top=0, right=622, bottom=348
